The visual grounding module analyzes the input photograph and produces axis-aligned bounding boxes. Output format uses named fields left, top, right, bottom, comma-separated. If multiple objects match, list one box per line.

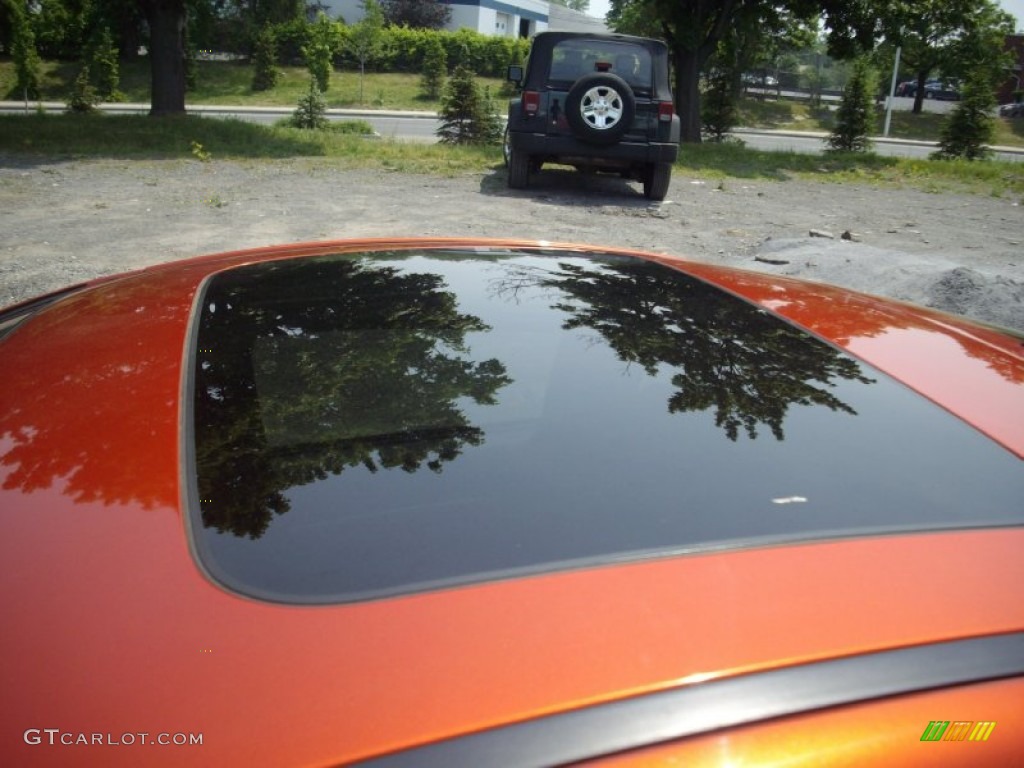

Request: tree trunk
left=661, top=0, right=738, bottom=144
left=912, top=70, right=928, bottom=115
left=673, top=46, right=704, bottom=143
left=142, top=0, right=186, bottom=116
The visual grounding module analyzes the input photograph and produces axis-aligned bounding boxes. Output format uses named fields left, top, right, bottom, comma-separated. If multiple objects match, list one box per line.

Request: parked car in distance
left=742, top=72, right=779, bottom=87
left=999, top=101, right=1024, bottom=118
left=504, top=31, right=680, bottom=201
left=2, top=239, right=1022, bottom=767
left=896, top=79, right=961, bottom=100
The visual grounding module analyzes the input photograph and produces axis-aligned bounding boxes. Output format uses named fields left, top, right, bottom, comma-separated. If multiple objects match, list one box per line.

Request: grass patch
left=735, top=97, right=810, bottom=129
left=272, top=117, right=376, bottom=134
left=734, top=95, right=1023, bottom=148
left=0, top=113, right=499, bottom=174
left=679, top=141, right=1024, bottom=196
left=1, top=111, right=1021, bottom=196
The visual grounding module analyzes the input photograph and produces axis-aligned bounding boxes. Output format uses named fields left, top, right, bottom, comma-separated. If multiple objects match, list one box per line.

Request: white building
left=449, top=0, right=549, bottom=38
left=326, top=0, right=607, bottom=38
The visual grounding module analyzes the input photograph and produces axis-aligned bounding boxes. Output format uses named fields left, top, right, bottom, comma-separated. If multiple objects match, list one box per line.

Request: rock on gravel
left=2, top=156, right=1022, bottom=331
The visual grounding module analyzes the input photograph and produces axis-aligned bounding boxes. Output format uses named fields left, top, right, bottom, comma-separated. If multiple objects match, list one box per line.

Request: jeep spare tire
left=566, top=73, right=635, bottom=146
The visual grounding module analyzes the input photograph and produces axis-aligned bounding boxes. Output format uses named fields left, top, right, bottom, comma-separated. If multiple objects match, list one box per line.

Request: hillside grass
left=737, top=95, right=1024, bottom=148
left=0, top=58, right=505, bottom=111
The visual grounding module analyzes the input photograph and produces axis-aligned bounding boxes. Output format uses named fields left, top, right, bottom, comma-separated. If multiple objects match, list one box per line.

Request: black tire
left=644, top=162, right=671, bottom=201
left=508, top=147, right=530, bottom=189
left=502, top=125, right=511, bottom=168
left=565, top=73, right=635, bottom=146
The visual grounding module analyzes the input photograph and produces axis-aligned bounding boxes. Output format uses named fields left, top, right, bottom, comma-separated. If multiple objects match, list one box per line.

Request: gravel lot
left=2, top=155, right=1022, bottom=330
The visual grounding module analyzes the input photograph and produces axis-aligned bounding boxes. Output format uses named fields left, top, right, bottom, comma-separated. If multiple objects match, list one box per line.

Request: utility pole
left=884, top=45, right=902, bottom=137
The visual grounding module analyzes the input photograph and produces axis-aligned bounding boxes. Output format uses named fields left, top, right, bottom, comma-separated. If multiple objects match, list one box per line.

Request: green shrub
left=292, top=79, right=329, bottom=129
left=333, top=26, right=528, bottom=79
left=499, top=38, right=527, bottom=97
left=66, top=66, right=99, bottom=113
left=271, top=17, right=314, bottom=63
left=437, top=64, right=501, bottom=145
left=933, top=68, right=996, bottom=161
left=85, top=27, right=123, bottom=102
left=11, top=5, right=42, bottom=100
left=303, top=12, right=340, bottom=93
left=252, top=25, right=279, bottom=92
left=328, top=120, right=374, bottom=135
left=419, top=35, right=446, bottom=99
left=828, top=58, right=875, bottom=153
left=702, top=76, right=739, bottom=142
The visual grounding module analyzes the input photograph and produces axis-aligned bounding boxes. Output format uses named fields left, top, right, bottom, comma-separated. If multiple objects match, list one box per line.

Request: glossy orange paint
left=2, top=240, right=1022, bottom=766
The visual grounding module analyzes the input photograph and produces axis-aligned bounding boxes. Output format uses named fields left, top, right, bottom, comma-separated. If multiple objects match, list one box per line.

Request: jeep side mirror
left=507, top=65, right=523, bottom=86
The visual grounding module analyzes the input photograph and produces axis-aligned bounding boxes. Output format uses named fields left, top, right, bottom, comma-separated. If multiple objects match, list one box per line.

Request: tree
left=608, top=0, right=878, bottom=143
left=419, top=34, right=446, bottom=100
left=436, top=63, right=502, bottom=145
left=291, top=78, right=329, bottom=129
left=303, top=12, right=340, bottom=92
left=347, top=0, right=386, bottom=105
left=943, top=0, right=1015, bottom=83
left=549, top=0, right=590, bottom=12
left=254, top=0, right=305, bottom=28
left=85, top=26, right=123, bottom=101
left=67, top=65, right=99, bottom=112
left=827, top=57, right=876, bottom=152
left=606, top=0, right=662, bottom=39
left=701, top=39, right=740, bottom=142
left=0, top=1, right=13, bottom=55
left=734, top=7, right=816, bottom=98
left=8, top=0, right=42, bottom=101
left=140, top=0, right=187, bottom=115
left=933, top=66, right=996, bottom=160
left=22, top=0, right=88, bottom=59
left=251, top=24, right=279, bottom=91
left=381, top=0, right=451, bottom=29
left=877, top=0, right=1014, bottom=114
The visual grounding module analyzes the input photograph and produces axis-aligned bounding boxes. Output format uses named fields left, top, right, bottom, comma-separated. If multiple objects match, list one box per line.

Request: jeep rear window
left=549, top=40, right=652, bottom=89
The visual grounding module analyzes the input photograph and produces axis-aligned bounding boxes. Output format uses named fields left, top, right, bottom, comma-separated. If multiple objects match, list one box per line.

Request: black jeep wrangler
left=504, top=31, right=680, bottom=201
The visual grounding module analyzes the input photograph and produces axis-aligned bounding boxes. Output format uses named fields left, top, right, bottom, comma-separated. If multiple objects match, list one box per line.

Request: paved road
left=2, top=101, right=1021, bottom=161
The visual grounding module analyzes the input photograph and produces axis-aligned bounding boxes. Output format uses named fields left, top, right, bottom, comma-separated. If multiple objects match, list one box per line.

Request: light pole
left=884, top=44, right=902, bottom=137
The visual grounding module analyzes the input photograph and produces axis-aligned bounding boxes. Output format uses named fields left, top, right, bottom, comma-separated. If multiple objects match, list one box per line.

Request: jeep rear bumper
left=508, top=132, right=679, bottom=166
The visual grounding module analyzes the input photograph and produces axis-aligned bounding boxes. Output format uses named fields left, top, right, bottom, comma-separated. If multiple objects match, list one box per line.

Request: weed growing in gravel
left=191, top=141, right=212, bottom=162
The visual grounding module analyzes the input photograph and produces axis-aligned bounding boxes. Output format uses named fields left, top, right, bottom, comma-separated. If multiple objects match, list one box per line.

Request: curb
left=0, top=101, right=439, bottom=119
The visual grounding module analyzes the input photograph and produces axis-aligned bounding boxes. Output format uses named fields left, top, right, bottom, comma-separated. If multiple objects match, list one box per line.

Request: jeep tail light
left=523, top=91, right=540, bottom=116
left=658, top=101, right=674, bottom=122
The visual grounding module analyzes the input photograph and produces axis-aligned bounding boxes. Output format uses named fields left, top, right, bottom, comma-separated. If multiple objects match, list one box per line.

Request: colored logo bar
left=920, top=721, right=996, bottom=742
